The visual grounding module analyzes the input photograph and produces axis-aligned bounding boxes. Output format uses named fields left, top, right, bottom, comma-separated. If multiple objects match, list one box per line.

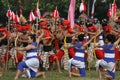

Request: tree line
left=0, top=0, right=120, bottom=24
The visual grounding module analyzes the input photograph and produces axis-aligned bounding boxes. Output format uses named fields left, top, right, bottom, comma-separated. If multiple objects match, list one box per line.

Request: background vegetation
left=0, top=0, right=120, bottom=24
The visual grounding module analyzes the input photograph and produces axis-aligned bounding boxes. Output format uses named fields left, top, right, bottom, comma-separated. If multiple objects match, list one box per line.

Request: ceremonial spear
left=34, top=0, right=40, bottom=31
left=5, top=1, right=11, bottom=70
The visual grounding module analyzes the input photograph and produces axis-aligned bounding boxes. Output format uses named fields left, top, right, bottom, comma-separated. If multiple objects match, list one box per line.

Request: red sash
left=14, top=52, right=23, bottom=63
left=115, top=48, right=120, bottom=60
left=68, top=47, right=75, bottom=58
left=95, top=48, right=104, bottom=59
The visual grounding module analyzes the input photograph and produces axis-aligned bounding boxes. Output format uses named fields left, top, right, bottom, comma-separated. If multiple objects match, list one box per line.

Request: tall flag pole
left=34, top=0, right=41, bottom=19
left=52, top=6, right=60, bottom=18
left=79, top=0, right=87, bottom=13
left=28, top=11, right=36, bottom=31
left=52, top=6, right=60, bottom=32
left=18, top=0, right=27, bottom=23
left=91, top=0, right=96, bottom=18
left=107, top=4, right=112, bottom=19
left=28, top=11, right=36, bottom=22
left=79, top=0, right=87, bottom=22
left=34, top=0, right=40, bottom=31
left=111, top=0, right=117, bottom=20
left=107, top=0, right=117, bottom=25
left=5, top=0, right=11, bottom=70
left=18, top=0, right=22, bottom=16
left=87, top=0, right=90, bottom=16
left=14, top=12, right=20, bottom=23
left=68, top=0, right=76, bottom=28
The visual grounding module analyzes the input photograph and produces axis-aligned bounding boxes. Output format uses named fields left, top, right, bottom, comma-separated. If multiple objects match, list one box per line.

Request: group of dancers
left=0, top=15, right=120, bottom=80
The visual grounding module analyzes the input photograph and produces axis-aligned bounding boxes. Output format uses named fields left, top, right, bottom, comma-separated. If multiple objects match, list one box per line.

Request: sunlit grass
left=0, top=59, right=120, bottom=80
left=0, top=67, right=120, bottom=80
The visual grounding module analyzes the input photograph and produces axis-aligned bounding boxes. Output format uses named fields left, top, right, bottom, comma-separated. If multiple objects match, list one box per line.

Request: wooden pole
left=82, top=0, right=84, bottom=3
left=18, top=0, right=22, bottom=16
left=114, top=0, right=116, bottom=3
left=87, top=0, right=90, bottom=16
left=36, top=17, right=39, bottom=31
left=63, top=36, right=69, bottom=70
left=5, top=17, right=10, bottom=71
left=114, top=0, right=116, bottom=20
left=54, top=6, right=57, bottom=32
left=14, top=35, right=18, bottom=65
left=5, top=0, right=10, bottom=71
left=36, top=0, right=39, bottom=31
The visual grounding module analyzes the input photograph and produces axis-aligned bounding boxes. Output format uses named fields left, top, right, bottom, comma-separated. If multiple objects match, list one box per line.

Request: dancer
left=68, top=31, right=100, bottom=78
left=14, top=34, right=46, bottom=80
left=96, top=34, right=120, bottom=80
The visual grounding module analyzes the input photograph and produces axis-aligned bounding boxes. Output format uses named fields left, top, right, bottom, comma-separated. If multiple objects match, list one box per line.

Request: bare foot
left=14, top=77, right=18, bottom=80
left=59, top=71, right=62, bottom=73
left=21, top=74, right=27, bottom=78
left=42, top=72, right=46, bottom=79
left=104, top=74, right=112, bottom=80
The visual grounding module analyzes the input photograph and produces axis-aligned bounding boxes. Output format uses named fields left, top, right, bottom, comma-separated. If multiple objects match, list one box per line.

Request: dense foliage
left=0, top=0, right=120, bottom=24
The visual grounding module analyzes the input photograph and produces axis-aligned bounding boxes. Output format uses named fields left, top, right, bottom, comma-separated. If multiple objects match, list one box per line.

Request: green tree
left=0, top=0, right=120, bottom=24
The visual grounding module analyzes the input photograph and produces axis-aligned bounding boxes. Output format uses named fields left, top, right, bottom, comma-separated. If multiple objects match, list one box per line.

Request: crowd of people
left=0, top=13, right=120, bottom=80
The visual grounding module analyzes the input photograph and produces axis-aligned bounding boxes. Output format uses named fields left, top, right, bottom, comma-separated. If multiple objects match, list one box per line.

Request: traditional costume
left=68, top=43, right=86, bottom=77
left=96, top=44, right=116, bottom=79
left=18, top=42, right=39, bottom=78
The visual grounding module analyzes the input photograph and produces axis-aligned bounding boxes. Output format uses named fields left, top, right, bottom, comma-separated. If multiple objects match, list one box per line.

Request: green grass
left=0, top=59, right=120, bottom=80
left=0, top=68, right=120, bottom=80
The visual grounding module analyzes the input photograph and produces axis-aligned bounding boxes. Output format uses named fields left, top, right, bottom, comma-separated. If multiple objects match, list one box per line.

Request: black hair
left=86, top=22, right=92, bottom=27
left=101, top=18, right=108, bottom=26
left=106, top=34, right=116, bottom=43
left=78, top=34, right=85, bottom=41
left=29, top=34, right=36, bottom=42
left=102, top=23, right=107, bottom=26
left=66, top=37, right=72, bottom=43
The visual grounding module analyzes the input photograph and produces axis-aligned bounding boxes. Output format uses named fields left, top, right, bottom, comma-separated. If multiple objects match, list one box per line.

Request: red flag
left=11, top=12, right=16, bottom=20
left=34, top=1, right=41, bottom=19
left=111, top=1, right=117, bottom=18
left=79, top=2, right=86, bottom=13
left=107, top=8, right=111, bottom=17
left=28, top=11, right=36, bottom=22
left=6, top=9, right=12, bottom=18
left=14, top=14, right=20, bottom=23
left=68, top=0, right=76, bottom=28
left=52, top=7, right=60, bottom=18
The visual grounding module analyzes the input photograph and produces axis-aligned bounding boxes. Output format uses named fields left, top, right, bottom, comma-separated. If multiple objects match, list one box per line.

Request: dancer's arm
left=0, top=32, right=6, bottom=41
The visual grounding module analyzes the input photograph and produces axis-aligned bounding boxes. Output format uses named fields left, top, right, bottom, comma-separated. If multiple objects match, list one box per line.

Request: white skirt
left=95, top=60, right=115, bottom=72
left=25, top=58, right=39, bottom=72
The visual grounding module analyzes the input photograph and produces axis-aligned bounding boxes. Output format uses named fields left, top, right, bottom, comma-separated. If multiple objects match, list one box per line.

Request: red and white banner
left=52, top=7, right=60, bottom=18
left=28, top=11, right=36, bottom=22
left=111, top=2, right=117, bottom=18
left=107, top=8, right=112, bottom=17
left=68, top=0, right=76, bottom=28
left=107, top=1, right=117, bottom=18
left=79, top=2, right=86, bottom=13
left=11, top=12, right=16, bottom=21
left=34, top=2, right=41, bottom=19
left=6, top=9, right=12, bottom=18
left=14, top=14, right=20, bottom=23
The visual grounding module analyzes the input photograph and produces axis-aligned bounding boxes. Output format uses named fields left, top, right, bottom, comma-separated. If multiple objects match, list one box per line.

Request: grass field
left=0, top=67, right=120, bottom=80
left=0, top=59, right=120, bottom=80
